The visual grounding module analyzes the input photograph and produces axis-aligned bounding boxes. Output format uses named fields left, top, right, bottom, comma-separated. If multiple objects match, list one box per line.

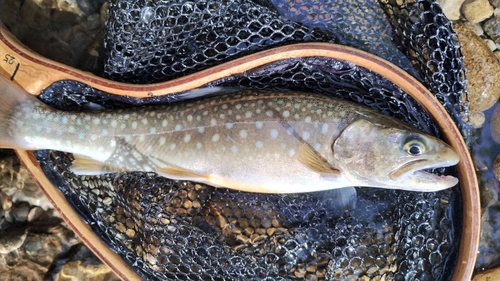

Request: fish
left=0, top=75, right=459, bottom=196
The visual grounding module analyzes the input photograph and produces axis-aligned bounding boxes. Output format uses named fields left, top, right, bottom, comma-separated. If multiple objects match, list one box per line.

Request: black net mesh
left=31, top=0, right=470, bottom=280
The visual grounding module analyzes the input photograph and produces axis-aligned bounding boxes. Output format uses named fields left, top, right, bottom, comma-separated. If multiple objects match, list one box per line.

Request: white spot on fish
left=124, top=135, right=131, bottom=142
left=255, top=108, right=261, bottom=114
left=184, top=134, right=191, bottom=143
left=120, top=123, right=126, bottom=129
left=159, top=137, right=166, bottom=145
left=288, top=149, right=295, bottom=157
left=187, top=115, right=193, bottom=122
left=322, top=123, right=329, bottom=134
left=255, top=141, right=263, bottom=149
left=302, top=131, right=310, bottom=141
left=175, top=124, right=182, bottom=131
left=170, top=143, right=176, bottom=150
left=235, top=115, right=241, bottom=120
left=110, top=139, right=117, bottom=147
left=111, top=120, right=117, bottom=128
left=283, top=110, right=290, bottom=118
left=198, top=127, right=205, bottom=133
left=91, top=134, right=98, bottom=141
left=236, top=104, right=242, bottom=110
left=61, top=116, right=68, bottom=124
left=93, top=119, right=100, bottom=125
left=142, top=119, right=148, bottom=125
left=132, top=121, right=138, bottom=129
left=305, top=116, right=311, bottom=123
left=196, top=142, right=202, bottom=149
left=212, top=133, right=220, bottom=142
left=210, top=118, right=217, bottom=126
left=255, top=121, right=263, bottom=129
left=68, top=126, right=75, bottom=133
left=294, top=113, right=300, bottom=120
left=220, top=114, right=225, bottom=119
left=102, top=129, right=108, bottom=135
left=231, top=145, right=238, bottom=153
left=138, top=135, right=145, bottom=142
left=78, top=133, right=84, bottom=139
left=314, top=143, right=321, bottom=151
left=239, top=130, right=248, bottom=139
left=225, top=123, right=233, bottom=129
left=245, top=111, right=252, bottom=118
left=162, top=120, right=168, bottom=127
left=124, top=114, right=130, bottom=120
left=150, top=127, right=157, bottom=134
left=196, top=115, right=201, bottom=121
left=270, top=129, right=278, bottom=139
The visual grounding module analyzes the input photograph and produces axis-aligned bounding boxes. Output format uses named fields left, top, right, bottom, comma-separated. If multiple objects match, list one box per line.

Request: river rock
left=454, top=22, right=500, bottom=113
left=462, top=0, right=494, bottom=23
left=437, top=0, right=467, bottom=20
left=490, top=0, right=500, bottom=9
left=484, top=17, right=500, bottom=44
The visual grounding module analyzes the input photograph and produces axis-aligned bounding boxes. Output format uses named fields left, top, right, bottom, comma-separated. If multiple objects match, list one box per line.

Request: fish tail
left=0, top=75, right=41, bottom=149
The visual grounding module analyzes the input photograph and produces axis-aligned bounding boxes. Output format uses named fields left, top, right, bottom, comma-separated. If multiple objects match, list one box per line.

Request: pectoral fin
left=157, top=166, right=208, bottom=181
left=298, top=143, right=341, bottom=177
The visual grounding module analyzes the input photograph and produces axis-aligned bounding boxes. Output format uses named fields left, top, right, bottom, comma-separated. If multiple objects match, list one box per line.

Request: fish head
left=332, top=119, right=460, bottom=192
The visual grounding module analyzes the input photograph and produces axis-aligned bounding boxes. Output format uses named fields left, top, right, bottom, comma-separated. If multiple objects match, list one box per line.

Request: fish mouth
left=389, top=152, right=460, bottom=191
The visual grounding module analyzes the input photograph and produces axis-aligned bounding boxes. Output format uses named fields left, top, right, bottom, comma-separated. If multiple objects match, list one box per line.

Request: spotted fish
left=0, top=75, right=459, bottom=194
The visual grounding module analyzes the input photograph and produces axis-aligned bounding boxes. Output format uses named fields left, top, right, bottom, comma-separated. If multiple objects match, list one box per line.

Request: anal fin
left=157, top=166, right=207, bottom=181
left=71, top=154, right=131, bottom=175
left=297, top=143, right=340, bottom=177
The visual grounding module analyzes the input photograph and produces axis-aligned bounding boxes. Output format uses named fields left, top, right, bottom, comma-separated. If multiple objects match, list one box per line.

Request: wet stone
left=484, top=17, right=500, bottom=44
left=11, top=202, right=31, bottom=223
left=491, top=104, right=500, bottom=143
left=437, top=0, right=467, bottom=20
left=494, top=154, right=500, bottom=181
left=462, top=0, right=495, bottom=23
left=491, top=0, right=500, bottom=9
left=454, top=22, right=500, bottom=113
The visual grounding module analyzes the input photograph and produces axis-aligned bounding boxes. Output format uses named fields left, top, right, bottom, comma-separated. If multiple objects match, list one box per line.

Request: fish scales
left=0, top=76, right=460, bottom=193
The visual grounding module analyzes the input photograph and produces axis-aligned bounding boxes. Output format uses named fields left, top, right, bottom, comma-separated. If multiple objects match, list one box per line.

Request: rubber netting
left=33, top=0, right=469, bottom=280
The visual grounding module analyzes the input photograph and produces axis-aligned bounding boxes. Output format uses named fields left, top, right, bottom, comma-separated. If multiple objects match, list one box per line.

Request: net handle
left=0, top=21, right=479, bottom=281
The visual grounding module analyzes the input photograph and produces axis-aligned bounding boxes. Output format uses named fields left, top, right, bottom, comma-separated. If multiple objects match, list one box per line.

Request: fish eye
left=403, top=137, right=426, bottom=156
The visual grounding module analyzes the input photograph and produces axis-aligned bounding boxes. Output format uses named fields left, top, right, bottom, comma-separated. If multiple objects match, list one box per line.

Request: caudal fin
left=0, top=75, right=41, bottom=148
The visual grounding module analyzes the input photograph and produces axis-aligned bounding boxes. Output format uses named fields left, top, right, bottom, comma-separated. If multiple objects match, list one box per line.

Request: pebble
left=491, top=104, right=500, bottom=143
left=462, top=0, right=494, bottom=23
left=454, top=22, right=500, bottom=113
left=484, top=38, right=498, bottom=51
left=0, top=190, right=12, bottom=211
left=0, top=226, right=28, bottom=254
left=469, top=111, right=486, bottom=128
left=490, top=0, right=500, bottom=8
left=484, top=17, right=500, bottom=44
left=495, top=155, right=500, bottom=181
left=11, top=202, right=31, bottom=223
left=54, top=260, right=121, bottom=281
left=437, top=0, right=467, bottom=20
